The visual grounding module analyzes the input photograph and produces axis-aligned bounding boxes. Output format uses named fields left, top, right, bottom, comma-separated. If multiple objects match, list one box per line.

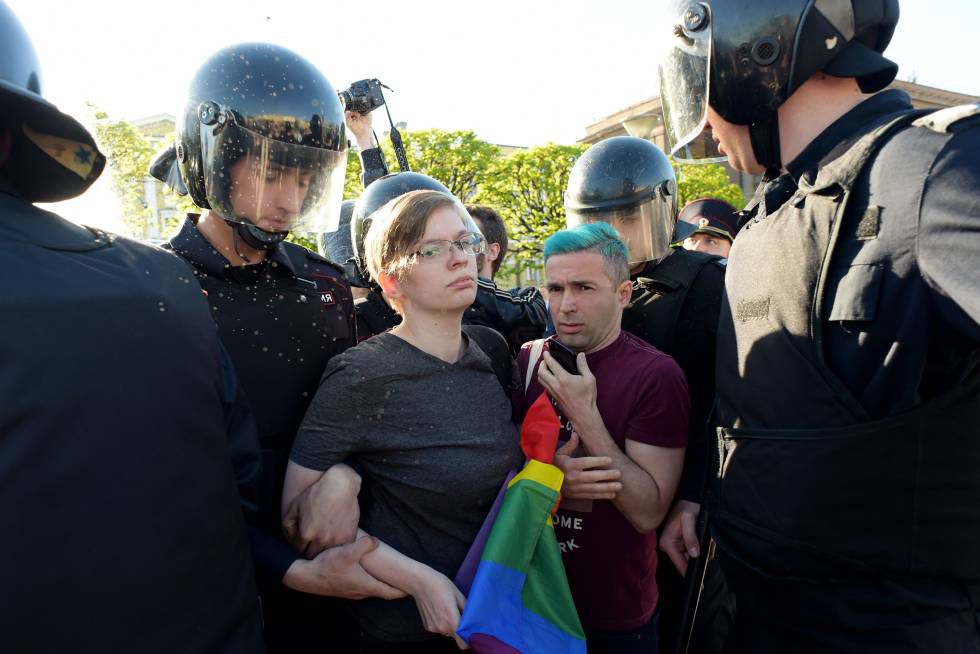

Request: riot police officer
left=150, top=43, right=403, bottom=652
left=658, top=0, right=980, bottom=651
left=564, top=135, right=731, bottom=654
left=0, top=4, right=264, bottom=651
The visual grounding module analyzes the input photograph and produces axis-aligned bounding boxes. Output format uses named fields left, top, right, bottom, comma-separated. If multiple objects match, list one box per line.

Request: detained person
left=515, top=222, right=690, bottom=653
left=284, top=190, right=523, bottom=653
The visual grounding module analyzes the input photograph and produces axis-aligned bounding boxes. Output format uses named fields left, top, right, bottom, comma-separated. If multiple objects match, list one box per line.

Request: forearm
left=356, top=528, right=426, bottom=595
left=281, top=463, right=325, bottom=515
left=576, top=414, right=666, bottom=532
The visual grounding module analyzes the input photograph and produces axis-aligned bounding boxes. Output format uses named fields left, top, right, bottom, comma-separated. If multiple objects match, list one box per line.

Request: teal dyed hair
left=543, top=222, right=630, bottom=284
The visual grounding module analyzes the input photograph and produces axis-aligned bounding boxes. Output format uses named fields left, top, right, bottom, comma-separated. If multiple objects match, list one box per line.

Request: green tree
left=92, top=110, right=156, bottom=238
left=673, top=161, right=745, bottom=209
left=474, top=143, right=588, bottom=279
left=344, top=147, right=364, bottom=200
left=380, top=129, right=500, bottom=200
left=92, top=108, right=195, bottom=240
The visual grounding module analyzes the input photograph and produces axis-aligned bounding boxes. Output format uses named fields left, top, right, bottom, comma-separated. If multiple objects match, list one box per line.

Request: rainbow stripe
left=457, top=459, right=586, bottom=653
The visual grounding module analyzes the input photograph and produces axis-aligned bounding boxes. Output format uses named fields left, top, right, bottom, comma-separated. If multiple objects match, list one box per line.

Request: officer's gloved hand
left=282, top=462, right=361, bottom=557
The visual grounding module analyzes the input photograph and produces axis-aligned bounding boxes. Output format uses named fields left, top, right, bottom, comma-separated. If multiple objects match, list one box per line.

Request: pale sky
left=10, top=0, right=980, bottom=230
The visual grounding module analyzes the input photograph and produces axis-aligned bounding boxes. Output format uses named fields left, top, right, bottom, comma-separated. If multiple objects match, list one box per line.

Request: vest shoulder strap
left=912, top=103, right=980, bottom=134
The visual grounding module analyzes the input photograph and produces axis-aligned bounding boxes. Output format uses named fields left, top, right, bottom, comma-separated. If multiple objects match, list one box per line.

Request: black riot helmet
left=564, top=136, right=677, bottom=265
left=170, top=43, right=347, bottom=251
left=319, top=200, right=368, bottom=286
left=0, top=1, right=105, bottom=202
left=658, top=0, right=900, bottom=172
left=350, top=172, right=452, bottom=280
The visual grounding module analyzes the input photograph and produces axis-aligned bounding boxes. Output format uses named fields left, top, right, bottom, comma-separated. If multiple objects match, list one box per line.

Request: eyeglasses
left=414, top=232, right=486, bottom=260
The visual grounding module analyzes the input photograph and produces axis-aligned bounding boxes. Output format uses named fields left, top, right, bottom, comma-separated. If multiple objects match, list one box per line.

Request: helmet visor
left=658, top=2, right=725, bottom=164
left=566, top=198, right=674, bottom=266
left=202, top=121, right=346, bottom=235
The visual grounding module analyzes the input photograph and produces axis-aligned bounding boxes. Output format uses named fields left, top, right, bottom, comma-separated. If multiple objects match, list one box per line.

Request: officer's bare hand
left=554, top=431, right=622, bottom=500
left=659, top=499, right=701, bottom=576
left=282, top=463, right=361, bottom=557
left=345, top=110, right=378, bottom=150
left=283, top=536, right=406, bottom=600
left=538, top=351, right=599, bottom=434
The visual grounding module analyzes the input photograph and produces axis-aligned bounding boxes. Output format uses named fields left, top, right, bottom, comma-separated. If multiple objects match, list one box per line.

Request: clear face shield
left=658, top=2, right=726, bottom=164
left=201, top=118, right=346, bottom=236
left=566, top=198, right=675, bottom=266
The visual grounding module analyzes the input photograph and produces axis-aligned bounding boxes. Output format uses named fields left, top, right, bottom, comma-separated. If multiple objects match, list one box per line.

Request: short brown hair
left=364, top=189, right=472, bottom=284
left=466, top=205, right=508, bottom=276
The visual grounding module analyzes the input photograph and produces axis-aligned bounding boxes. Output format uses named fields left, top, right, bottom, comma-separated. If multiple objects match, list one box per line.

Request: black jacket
left=622, top=249, right=726, bottom=502
left=0, top=192, right=264, bottom=653
left=166, top=216, right=356, bottom=588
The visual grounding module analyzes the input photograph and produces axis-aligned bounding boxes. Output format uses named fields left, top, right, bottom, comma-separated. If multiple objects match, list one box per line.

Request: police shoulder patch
left=912, top=103, right=980, bottom=134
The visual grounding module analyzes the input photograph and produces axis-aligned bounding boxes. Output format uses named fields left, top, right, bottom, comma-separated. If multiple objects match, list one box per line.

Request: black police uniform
left=0, top=190, right=265, bottom=653
left=466, top=279, right=548, bottom=353
left=166, top=215, right=356, bottom=649
left=621, top=247, right=733, bottom=654
left=714, top=89, right=980, bottom=653
left=355, top=288, right=401, bottom=339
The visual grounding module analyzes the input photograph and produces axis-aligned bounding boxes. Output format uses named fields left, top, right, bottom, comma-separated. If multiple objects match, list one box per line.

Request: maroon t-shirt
left=516, top=331, right=690, bottom=631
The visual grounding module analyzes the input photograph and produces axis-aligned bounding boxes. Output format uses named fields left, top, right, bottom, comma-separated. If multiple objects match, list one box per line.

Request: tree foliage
left=92, top=110, right=156, bottom=237
left=473, top=143, right=588, bottom=273
left=673, top=161, right=745, bottom=209
left=343, top=148, right=364, bottom=200
left=380, top=129, right=499, bottom=200
left=92, top=109, right=196, bottom=240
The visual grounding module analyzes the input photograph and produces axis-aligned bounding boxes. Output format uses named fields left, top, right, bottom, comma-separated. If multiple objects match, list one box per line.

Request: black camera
left=338, top=78, right=386, bottom=115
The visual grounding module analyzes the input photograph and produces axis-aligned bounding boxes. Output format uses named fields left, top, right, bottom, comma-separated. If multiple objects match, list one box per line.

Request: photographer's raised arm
left=345, top=110, right=389, bottom=187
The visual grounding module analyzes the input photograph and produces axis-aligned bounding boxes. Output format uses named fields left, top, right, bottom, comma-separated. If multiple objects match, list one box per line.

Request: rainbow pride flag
left=456, top=394, right=586, bottom=653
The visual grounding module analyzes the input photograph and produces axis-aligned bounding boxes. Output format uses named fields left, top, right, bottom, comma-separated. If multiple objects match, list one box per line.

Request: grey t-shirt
left=291, top=331, right=523, bottom=642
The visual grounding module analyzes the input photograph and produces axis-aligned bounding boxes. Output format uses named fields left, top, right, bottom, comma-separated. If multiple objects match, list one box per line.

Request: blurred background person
left=673, top=198, right=739, bottom=260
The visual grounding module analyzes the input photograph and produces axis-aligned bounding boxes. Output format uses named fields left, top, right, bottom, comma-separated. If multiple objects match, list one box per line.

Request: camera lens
left=338, top=90, right=352, bottom=110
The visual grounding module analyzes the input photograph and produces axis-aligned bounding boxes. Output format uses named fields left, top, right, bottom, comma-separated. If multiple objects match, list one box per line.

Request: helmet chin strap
left=226, top=219, right=287, bottom=263
left=749, top=112, right=784, bottom=180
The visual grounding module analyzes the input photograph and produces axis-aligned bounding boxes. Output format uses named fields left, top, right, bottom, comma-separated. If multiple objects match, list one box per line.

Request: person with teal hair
left=515, top=220, right=691, bottom=654
left=544, top=221, right=631, bottom=283
left=563, top=136, right=731, bottom=654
